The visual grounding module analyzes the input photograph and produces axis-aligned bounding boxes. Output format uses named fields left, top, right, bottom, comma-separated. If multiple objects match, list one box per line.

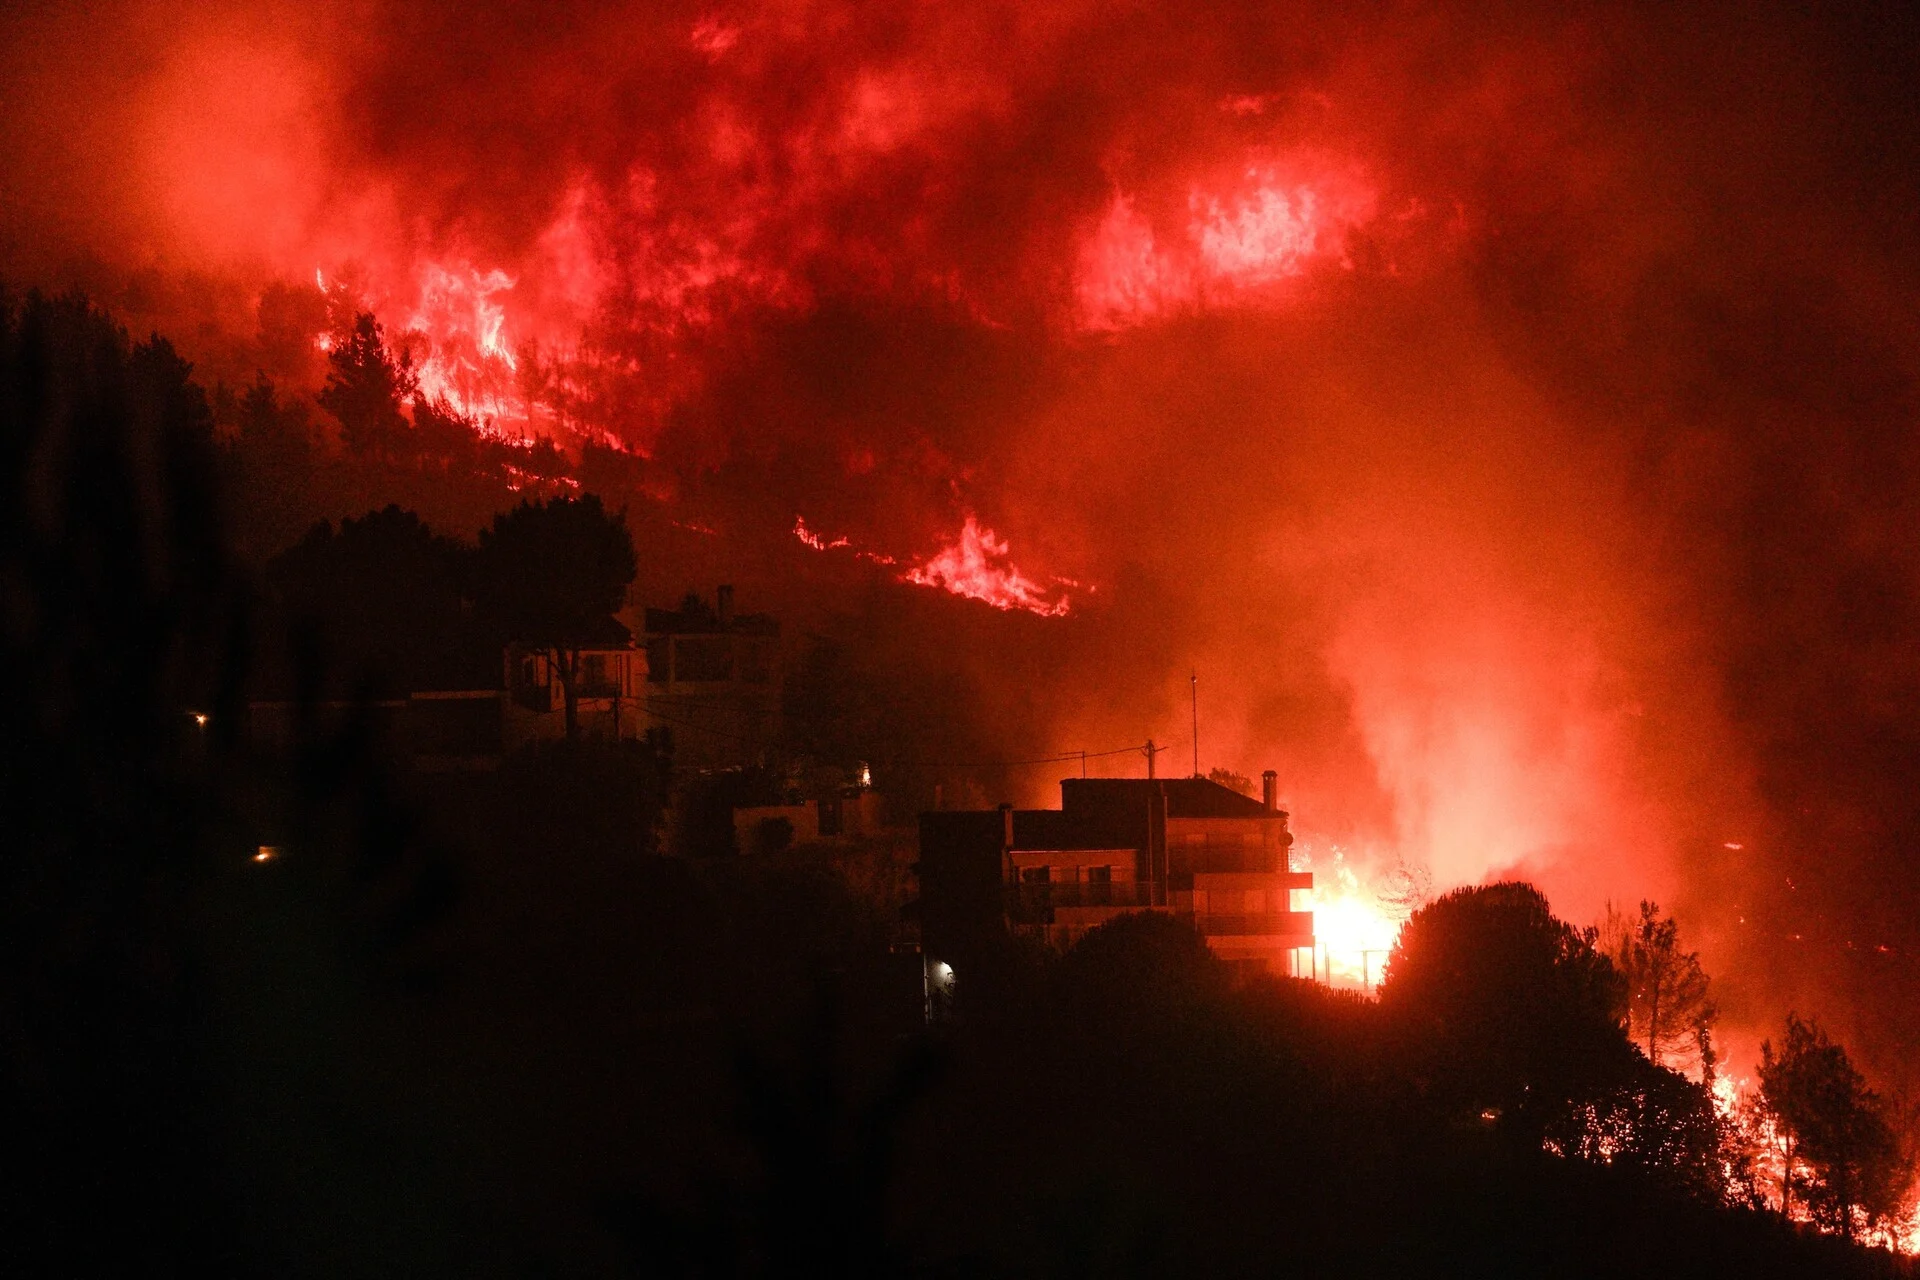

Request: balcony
left=1006, top=882, right=1155, bottom=922
left=1193, top=911, right=1315, bottom=939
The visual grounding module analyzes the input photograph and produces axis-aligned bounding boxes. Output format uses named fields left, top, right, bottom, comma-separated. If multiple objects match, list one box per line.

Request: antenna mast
left=1190, top=670, right=1200, bottom=778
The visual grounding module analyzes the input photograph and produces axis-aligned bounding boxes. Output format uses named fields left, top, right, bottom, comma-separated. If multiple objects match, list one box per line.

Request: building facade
left=917, top=772, right=1314, bottom=980
left=642, top=584, right=782, bottom=771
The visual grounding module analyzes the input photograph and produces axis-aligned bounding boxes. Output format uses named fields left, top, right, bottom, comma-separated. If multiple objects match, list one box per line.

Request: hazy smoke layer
left=6, top=0, right=1920, bottom=1079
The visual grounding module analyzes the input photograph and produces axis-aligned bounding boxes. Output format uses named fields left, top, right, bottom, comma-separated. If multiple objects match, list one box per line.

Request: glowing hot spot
left=903, top=517, right=1073, bottom=617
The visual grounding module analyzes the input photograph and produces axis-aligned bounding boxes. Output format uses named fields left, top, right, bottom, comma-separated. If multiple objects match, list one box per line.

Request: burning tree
left=472, top=493, right=637, bottom=739
left=1600, top=901, right=1717, bottom=1078
left=1756, top=1013, right=1908, bottom=1238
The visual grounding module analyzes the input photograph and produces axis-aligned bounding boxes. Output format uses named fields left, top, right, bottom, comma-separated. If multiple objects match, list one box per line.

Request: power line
left=638, top=699, right=1189, bottom=774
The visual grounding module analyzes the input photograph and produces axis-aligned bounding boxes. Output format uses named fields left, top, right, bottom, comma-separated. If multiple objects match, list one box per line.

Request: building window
left=1087, top=864, right=1112, bottom=905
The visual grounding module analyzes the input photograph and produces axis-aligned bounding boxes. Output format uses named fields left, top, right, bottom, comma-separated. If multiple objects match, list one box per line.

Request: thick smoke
left=6, top=0, right=1920, bottom=1083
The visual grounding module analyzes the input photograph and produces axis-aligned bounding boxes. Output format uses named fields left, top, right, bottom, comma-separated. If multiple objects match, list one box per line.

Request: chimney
left=1261, top=770, right=1278, bottom=813
left=716, top=583, right=734, bottom=628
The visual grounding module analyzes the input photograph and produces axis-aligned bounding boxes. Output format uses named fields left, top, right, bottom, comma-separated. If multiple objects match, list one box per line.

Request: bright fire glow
left=1076, top=162, right=1376, bottom=330
left=1295, top=842, right=1409, bottom=990
left=795, top=513, right=1079, bottom=616
left=400, top=261, right=520, bottom=421
left=902, top=516, right=1073, bottom=617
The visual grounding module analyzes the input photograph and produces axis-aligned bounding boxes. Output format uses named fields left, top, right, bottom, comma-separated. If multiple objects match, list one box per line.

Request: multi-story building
left=248, top=631, right=649, bottom=770
left=916, top=771, right=1314, bottom=981
left=642, top=585, right=782, bottom=771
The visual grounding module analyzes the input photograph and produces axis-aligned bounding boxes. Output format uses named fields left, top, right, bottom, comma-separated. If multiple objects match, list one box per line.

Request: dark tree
left=225, top=375, right=321, bottom=557
left=319, top=311, right=417, bottom=462
left=472, top=493, right=636, bottom=738
left=265, top=505, right=473, bottom=696
left=1601, top=900, right=1717, bottom=1076
left=0, top=290, right=242, bottom=1270
left=410, top=393, right=482, bottom=473
left=1758, top=1013, right=1906, bottom=1235
left=1206, top=767, right=1254, bottom=797
left=1378, top=882, right=1631, bottom=1145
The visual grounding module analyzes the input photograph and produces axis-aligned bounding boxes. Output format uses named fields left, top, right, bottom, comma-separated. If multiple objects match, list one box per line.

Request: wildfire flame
left=795, top=513, right=1079, bottom=617
left=1076, top=163, right=1377, bottom=330
left=902, top=516, right=1073, bottom=617
left=1294, top=841, right=1413, bottom=990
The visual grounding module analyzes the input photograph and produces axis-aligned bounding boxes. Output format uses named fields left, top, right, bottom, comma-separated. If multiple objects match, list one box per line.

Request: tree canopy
left=1602, top=900, right=1717, bottom=1077
left=1378, top=882, right=1631, bottom=1142
left=472, top=493, right=637, bottom=736
left=318, top=311, right=417, bottom=461
left=1759, top=1013, right=1906, bottom=1236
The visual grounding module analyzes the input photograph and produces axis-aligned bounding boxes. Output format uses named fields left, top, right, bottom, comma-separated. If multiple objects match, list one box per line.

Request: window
left=1087, top=864, right=1113, bottom=906
left=1020, top=866, right=1051, bottom=884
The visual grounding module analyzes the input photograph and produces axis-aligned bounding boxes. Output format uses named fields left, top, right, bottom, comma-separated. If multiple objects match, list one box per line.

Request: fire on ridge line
left=795, top=514, right=1080, bottom=617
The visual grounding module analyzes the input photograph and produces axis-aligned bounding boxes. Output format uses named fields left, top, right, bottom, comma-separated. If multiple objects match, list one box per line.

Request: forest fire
left=902, top=517, right=1076, bottom=617
left=7, top=0, right=1920, bottom=1268
left=795, top=514, right=1078, bottom=616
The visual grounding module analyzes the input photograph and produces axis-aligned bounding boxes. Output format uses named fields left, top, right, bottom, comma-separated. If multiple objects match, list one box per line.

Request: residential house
left=916, top=771, right=1314, bottom=983
left=642, top=584, right=781, bottom=771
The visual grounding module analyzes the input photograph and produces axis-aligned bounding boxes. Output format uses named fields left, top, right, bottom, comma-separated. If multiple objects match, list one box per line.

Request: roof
left=643, top=608, right=778, bottom=637
left=918, top=776, right=1287, bottom=857
left=1060, top=777, right=1284, bottom=820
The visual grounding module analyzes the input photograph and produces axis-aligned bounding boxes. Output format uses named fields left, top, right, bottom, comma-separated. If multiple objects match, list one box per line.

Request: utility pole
left=1145, top=738, right=1157, bottom=779
left=1361, top=948, right=1388, bottom=994
left=1191, top=670, right=1200, bottom=777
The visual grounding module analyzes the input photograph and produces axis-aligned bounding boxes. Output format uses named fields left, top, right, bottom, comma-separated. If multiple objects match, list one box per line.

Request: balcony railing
left=1006, top=882, right=1155, bottom=921
left=1193, top=911, right=1315, bottom=939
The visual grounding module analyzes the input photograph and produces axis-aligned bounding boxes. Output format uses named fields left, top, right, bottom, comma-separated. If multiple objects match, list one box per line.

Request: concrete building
left=642, top=585, right=781, bottom=771
left=248, top=632, right=648, bottom=769
left=732, top=789, right=885, bottom=853
left=916, top=771, right=1314, bottom=981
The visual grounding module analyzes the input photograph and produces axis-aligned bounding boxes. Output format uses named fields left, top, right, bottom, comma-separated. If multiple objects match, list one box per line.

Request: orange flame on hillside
left=903, top=516, right=1074, bottom=616
left=795, top=513, right=1079, bottom=616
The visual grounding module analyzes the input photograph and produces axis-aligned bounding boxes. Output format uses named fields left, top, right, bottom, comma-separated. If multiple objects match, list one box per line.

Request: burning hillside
left=8, top=0, right=1920, bottom=1113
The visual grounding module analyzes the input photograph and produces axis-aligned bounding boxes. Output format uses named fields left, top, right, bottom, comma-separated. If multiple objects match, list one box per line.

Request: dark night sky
left=6, top=0, right=1920, bottom=1083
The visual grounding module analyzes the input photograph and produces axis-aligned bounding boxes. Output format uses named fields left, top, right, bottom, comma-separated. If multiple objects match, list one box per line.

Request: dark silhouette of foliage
left=1760, top=1013, right=1908, bottom=1235
left=0, top=290, right=243, bottom=1270
left=265, top=504, right=474, bottom=696
left=1206, top=767, right=1254, bottom=796
left=411, top=393, right=483, bottom=473
left=319, top=311, right=417, bottom=462
left=473, top=492, right=636, bottom=737
left=1378, top=882, right=1632, bottom=1145
left=1603, top=899, right=1718, bottom=1075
